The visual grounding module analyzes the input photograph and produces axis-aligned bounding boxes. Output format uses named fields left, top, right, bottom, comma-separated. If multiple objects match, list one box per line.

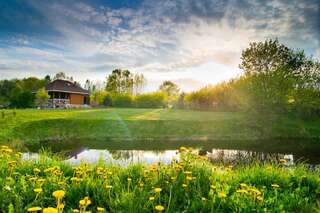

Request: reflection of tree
left=109, top=150, right=133, bottom=160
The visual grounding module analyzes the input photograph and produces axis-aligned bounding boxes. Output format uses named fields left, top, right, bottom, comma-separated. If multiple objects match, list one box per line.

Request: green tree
left=36, top=88, right=50, bottom=108
left=159, top=81, right=180, bottom=97
left=106, top=69, right=133, bottom=94
left=133, top=73, right=147, bottom=95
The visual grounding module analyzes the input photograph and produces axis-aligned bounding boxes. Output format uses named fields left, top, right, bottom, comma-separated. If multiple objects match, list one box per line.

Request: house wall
left=70, top=94, right=84, bottom=105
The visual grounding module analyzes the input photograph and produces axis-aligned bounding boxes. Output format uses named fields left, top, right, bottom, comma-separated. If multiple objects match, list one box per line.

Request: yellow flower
left=182, top=184, right=187, bottom=188
left=202, top=197, right=207, bottom=201
left=52, top=190, right=65, bottom=199
left=154, top=188, right=162, bottom=193
left=105, top=185, right=113, bottom=190
left=97, top=207, right=105, bottom=212
left=149, top=196, right=155, bottom=201
left=27, top=207, right=42, bottom=212
left=250, top=188, right=262, bottom=195
left=43, top=207, right=58, bottom=213
left=279, top=159, right=287, bottom=164
left=57, top=204, right=64, bottom=209
left=256, top=196, right=263, bottom=202
left=240, top=183, right=248, bottom=188
left=236, top=189, right=248, bottom=194
left=72, top=209, right=80, bottom=213
left=79, top=196, right=91, bottom=207
left=271, top=184, right=280, bottom=189
left=33, top=168, right=41, bottom=174
left=218, top=192, right=227, bottom=199
left=127, top=177, right=132, bottom=182
left=155, top=205, right=165, bottom=212
left=33, top=188, right=43, bottom=193
left=179, top=146, right=187, bottom=152
left=186, top=176, right=193, bottom=181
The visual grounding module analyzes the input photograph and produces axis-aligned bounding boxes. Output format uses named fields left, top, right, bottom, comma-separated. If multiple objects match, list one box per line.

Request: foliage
left=159, top=81, right=180, bottom=97
left=36, top=88, right=50, bottom=108
left=111, top=93, right=133, bottom=107
left=134, top=92, right=165, bottom=108
left=90, top=90, right=111, bottom=106
left=133, top=74, right=147, bottom=95
left=0, top=146, right=319, bottom=212
left=106, top=69, right=134, bottom=94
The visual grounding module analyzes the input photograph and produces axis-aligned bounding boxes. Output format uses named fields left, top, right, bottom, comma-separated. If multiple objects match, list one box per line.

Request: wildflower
left=271, top=184, right=280, bottom=189
left=27, top=207, right=42, bottom=212
left=236, top=189, right=248, bottom=194
left=179, top=146, right=187, bottom=152
left=250, top=188, right=262, bottom=195
left=154, top=188, right=162, bottom=193
left=155, top=205, right=165, bottom=212
left=79, top=197, right=91, bottom=207
left=171, top=176, right=177, bottom=181
left=33, top=188, right=43, bottom=193
left=256, top=196, right=263, bottom=202
left=149, top=196, right=155, bottom=201
left=43, top=207, right=58, bottom=213
left=184, top=171, right=192, bottom=175
left=182, top=184, right=187, bottom=188
left=105, top=185, right=113, bottom=190
left=218, top=192, right=227, bottom=199
left=186, top=176, right=193, bottom=181
left=72, top=209, right=80, bottom=213
left=127, top=177, right=132, bottom=182
left=97, top=207, right=105, bottom=212
left=52, top=190, right=65, bottom=199
left=33, top=168, right=41, bottom=174
left=202, top=197, right=207, bottom=201
left=240, top=183, right=248, bottom=188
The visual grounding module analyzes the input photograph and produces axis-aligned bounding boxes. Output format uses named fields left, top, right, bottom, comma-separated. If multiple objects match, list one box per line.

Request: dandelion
left=236, top=189, right=248, bottom=194
left=52, top=190, right=65, bottom=199
left=186, top=176, right=193, bottom=181
left=154, top=187, right=162, bottom=193
left=218, top=192, right=227, bottom=199
left=155, top=205, right=165, bottom=212
left=43, top=207, right=58, bottom=213
left=256, top=196, right=263, bottom=202
left=33, top=188, right=43, bottom=193
left=33, top=168, right=41, bottom=174
left=27, top=207, right=42, bottom=212
left=271, top=184, right=280, bottom=189
left=79, top=196, right=91, bottom=207
left=105, top=185, right=113, bottom=190
left=182, top=183, right=187, bottom=188
left=149, top=196, right=155, bottom=201
left=97, top=207, right=105, bottom=212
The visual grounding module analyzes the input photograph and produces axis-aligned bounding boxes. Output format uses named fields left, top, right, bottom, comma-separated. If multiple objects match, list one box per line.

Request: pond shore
left=1, top=108, right=320, bottom=146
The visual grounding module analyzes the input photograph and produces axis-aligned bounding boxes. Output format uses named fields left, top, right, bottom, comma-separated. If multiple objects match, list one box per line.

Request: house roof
left=45, top=79, right=89, bottom=95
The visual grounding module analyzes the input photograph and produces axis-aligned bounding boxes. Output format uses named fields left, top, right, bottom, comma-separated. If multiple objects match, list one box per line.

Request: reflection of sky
left=65, top=149, right=180, bottom=166
left=22, top=148, right=295, bottom=166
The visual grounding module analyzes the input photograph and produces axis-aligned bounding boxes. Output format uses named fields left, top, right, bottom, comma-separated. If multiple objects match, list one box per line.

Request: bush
left=90, top=91, right=111, bottom=106
left=112, top=93, right=133, bottom=107
left=134, top=92, right=165, bottom=108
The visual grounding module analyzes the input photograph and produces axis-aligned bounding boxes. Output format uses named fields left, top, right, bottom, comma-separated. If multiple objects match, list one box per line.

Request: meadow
left=1, top=108, right=320, bottom=146
left=0, top=146, right=319, bottom=212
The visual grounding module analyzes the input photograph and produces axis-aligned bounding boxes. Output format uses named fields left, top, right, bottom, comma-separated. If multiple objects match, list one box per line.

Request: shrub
left=134, top=92, right=165, bottom=108
left=112, top=93, right=133, bottom=107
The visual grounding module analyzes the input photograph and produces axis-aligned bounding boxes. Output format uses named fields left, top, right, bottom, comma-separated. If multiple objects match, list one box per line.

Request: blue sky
left=0, top=0, right=319, bottom=91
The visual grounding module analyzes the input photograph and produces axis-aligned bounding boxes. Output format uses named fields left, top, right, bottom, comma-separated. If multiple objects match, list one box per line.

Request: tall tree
left=159, top=81, right=180, bottom=97
left=105, top=69, right=134, bottom=94
left=133, top=73, right=147, bottom=95
left=36, top=88, right=50, bottom=108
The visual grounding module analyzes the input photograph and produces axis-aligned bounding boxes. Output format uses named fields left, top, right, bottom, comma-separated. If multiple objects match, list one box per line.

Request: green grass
left=0, top=147, right=319, bottom=212
left=1, top=108, right=320, bottom=146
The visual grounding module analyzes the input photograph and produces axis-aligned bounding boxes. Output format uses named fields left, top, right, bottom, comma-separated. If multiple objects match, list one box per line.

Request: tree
left=159, top=81, right=180, bottom=97
left=106, top=69, right=133, bottom=94
left=84, top=79, right=96, bottom=93
left=53, top=72, right=74, bottom=81
left=36, top=88, right=50, bottom=108
left=133, top=73, right=147, bottom=95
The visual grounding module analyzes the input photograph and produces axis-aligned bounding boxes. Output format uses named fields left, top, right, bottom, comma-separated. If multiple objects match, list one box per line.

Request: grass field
left=1, top=108, right=320, bottom=146
left=1, top=146, right=319, bottom=212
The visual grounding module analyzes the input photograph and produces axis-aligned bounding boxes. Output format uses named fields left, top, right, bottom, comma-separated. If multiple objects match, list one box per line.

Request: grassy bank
left=1, top=146, right=319, bottom=212
left=1, top=108, right=320, bottom=145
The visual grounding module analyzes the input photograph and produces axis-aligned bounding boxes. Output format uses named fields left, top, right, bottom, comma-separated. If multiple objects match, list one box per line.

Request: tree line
left=0, top=38, right=319, bottom=119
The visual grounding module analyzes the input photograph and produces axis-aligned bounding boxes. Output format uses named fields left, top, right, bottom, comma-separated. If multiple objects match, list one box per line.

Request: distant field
left=0, top=108, right=319, bottom=145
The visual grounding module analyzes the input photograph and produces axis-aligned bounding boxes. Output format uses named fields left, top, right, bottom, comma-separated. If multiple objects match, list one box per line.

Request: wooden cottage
left=45, top=79, right=90, bottom=108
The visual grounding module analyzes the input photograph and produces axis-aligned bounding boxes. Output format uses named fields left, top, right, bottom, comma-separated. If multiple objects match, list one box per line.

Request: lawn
left=1, top=108, right=320, bottom=146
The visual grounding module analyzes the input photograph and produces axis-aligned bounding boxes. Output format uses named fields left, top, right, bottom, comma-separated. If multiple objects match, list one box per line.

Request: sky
left=0, top=0, right=319, bottom=92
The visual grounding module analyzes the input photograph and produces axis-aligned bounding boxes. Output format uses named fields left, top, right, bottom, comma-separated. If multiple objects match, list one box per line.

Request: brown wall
left=70, top=94, right=84, bottom=105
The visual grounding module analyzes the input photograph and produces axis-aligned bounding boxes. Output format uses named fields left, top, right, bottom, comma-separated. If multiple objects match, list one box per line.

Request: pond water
left=24, top=139, right=320, bottom=165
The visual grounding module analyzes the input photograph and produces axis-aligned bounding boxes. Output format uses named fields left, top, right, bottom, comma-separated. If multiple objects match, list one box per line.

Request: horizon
left=0, top=0, right=319, bottom=92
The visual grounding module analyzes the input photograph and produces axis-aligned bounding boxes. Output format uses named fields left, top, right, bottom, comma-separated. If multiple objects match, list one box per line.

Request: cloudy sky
left=0, top=0, right=319, bottom=91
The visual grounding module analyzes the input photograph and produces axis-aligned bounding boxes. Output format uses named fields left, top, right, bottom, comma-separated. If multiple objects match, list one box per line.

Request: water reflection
left=23, top=148, right=301, bottom=166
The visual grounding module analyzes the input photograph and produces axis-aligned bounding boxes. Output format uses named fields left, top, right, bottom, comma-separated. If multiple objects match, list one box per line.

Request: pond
left=24, top=138, right=320, bottom=165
